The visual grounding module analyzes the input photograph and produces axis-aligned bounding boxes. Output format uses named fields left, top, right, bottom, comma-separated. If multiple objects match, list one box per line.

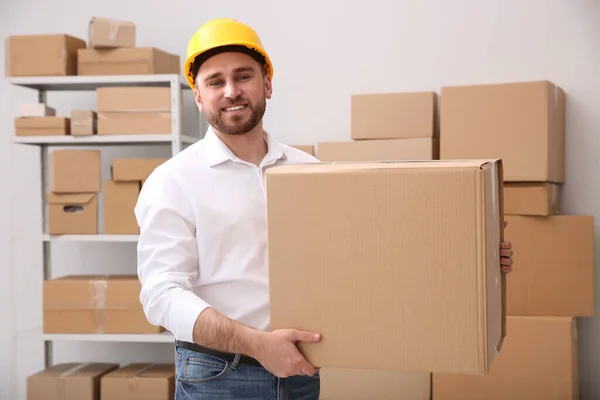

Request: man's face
left=193, top=51, right=272, bottom=136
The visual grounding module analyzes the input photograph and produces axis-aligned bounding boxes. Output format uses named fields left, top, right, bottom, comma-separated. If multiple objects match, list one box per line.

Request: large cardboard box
left=104, top=181, right=141, bottom=234
left=98, top=112, right=171, bottom=135
left=320, top=369, right=431, bottom=400
left=505, top=215, right=594, bottom=316
left=439, top=80, right=565, bottom=182
left=432, top=316, right=579, bottom=400
left=504, top=182, right=560, bottom=216
left=5, top=34, right=86, bottom=76
left=100, top=364, right=175, bottom=400
left=97, top=87, right=171, bottom=112
left=43, top=275, right=163, bottom=334
left=77, top=47, right=179, bottom=76
left=266, top=159, right=505, bottom=374
left=351, top=92, right=437, bottom=140
left=111, top=158, right=168, bottom=182
left=50, top=150, right=101, bottom=193
left=27, top=363, right=119, bottom=400
left=317, top=138, right=437, bottom=162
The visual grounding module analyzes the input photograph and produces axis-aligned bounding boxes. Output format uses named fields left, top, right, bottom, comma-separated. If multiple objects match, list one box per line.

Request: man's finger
left=501, top=241, right=511, bottom=250
left=500, top=249, right=513, bottom=258
left=293, top=330, right=321, bottom=342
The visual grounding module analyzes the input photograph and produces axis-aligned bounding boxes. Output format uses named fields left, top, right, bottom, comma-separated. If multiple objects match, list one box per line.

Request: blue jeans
left=174, top=344, right=320, bottom=399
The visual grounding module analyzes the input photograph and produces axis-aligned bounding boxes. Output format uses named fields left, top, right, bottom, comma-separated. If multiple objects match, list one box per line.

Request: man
left=135, top=18, right=514, bottom=400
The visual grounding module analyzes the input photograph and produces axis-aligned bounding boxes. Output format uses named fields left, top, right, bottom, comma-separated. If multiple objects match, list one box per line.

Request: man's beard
left=204, top=96, right=266, bottom=136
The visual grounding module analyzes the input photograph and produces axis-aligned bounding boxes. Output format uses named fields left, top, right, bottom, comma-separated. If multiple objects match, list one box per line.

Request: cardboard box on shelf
left=432, top=316, right=578, bottom=400
left=100, top=364, right=176, bottom=400
left=5, top=34, right=87, bottom=76
left=503, top=182, right=560, bottom=216
left=98, top=111, right=171, bottom=135
left=18, top=104, right=56, bottom=117
left=97, top=87, right=172, bottom=112
left=351, top=91, right=437, bottom=140
left=88, top=17, right=135, bottom=48
left=70, top=110, right=97, bottom=136
left=320, top=368, right=431, bottom=400
left=505, top=214, right=594, bottom=316
left=47, top=192, right=98, bottom=235
left=27, top=363, right=119, bottom=400
left=317, top=137, right=437, bottom=162
left=50, top=149, right=101, bottom=193
left=111, top=158, right=168, bottom=181
left=77, top=47, right=180, bottom=76
left=15, top=116, right=69, bottom=136
left=43, top=275, right=163, bottom=334
left=266, top=159, right=505, bottom=375
left=439, top=80, right=565, bottom=183
left=104, top=180, right=141, bottom=234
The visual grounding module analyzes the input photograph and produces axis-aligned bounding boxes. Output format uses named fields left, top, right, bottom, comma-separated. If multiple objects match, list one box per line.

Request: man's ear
left=264, top=75, right=273, bottom=100
left=193, top=88, right=204, bottom=112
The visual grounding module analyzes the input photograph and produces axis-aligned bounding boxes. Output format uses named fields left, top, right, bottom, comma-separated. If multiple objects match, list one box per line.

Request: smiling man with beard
left=134, top=18, right=324, bottom=400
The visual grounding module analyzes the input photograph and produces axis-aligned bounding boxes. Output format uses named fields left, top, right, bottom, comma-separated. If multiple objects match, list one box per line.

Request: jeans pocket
left=179, top=352, right=231, bottom=384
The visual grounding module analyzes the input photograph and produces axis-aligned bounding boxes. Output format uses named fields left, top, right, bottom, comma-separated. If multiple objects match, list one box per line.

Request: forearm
left=192, top=307, right=265, bottom=358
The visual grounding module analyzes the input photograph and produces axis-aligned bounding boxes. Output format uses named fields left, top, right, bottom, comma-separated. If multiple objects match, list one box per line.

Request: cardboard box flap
left=47, top=192, right=96, bottom=205
left=33, top=363, right=118, bottom=378
left=78, top=47, right=168, bottom=63
left=109, top=363, right=175, bottom=379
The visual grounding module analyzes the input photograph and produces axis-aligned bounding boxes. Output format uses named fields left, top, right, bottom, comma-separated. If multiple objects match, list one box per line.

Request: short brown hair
left=190, top=45, right=267, bottom=84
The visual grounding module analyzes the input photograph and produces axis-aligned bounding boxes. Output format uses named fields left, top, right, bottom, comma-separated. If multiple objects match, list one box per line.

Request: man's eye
left=237, top=75, right=250, bottom=81
left=209, top=80, right=223, bottom=86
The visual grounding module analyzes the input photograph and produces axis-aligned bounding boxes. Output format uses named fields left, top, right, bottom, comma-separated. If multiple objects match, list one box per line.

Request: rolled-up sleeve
left=135, top=167, right=210, bottom=343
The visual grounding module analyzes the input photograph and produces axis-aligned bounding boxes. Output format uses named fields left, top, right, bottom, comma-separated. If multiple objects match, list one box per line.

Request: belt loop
left=231, top=353, right=241, bottom=369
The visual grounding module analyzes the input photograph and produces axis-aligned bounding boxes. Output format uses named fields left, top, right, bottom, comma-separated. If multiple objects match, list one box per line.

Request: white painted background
left=1, top=0, right=599, bottom=398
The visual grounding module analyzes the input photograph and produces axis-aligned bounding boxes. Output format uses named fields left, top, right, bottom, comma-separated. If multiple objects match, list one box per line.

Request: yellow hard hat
left=184, top=18, right=273, bottom=90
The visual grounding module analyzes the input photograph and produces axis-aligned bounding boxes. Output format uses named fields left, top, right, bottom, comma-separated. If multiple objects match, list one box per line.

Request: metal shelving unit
left=9, top=73, right=198, bottom=368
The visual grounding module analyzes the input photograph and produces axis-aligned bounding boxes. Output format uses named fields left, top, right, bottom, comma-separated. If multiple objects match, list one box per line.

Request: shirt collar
left=203, top=125, right=287, bottom=167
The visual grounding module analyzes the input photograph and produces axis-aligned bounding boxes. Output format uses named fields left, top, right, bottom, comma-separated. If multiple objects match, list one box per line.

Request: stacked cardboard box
left=317, top=91, right=439, bottom=162
left=97, top=87, right=173, bottom=135
left=433, top=80, right=594, bottom=399
left=105, top=157, right=167, bottom=234
left=14, top=103, right=70, bottom=137
left=27, top=362, right=175, bottom=400
left=5, top=17, right=179, bottom=77
left=43, top=275, right=163, bottom=334
left=47, top=150, right=101, bottom=235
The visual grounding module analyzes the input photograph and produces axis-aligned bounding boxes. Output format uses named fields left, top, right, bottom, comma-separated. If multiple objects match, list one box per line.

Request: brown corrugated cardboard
left=44, top=275, right=163, bottom=334
left=100, top=364, right=175, bottom=400
left=50, top=150, right=101, bottom=193
left=15, top=117, right=69, bottom=136
left=47, top=193, right=98, bottom=235
left=505, top=214, right=594, bottom=316
left=98, top=112, right=171, bottom=135
left=351, top=91, right=437, bottom=140
left=439, top=80, right=565, bottom=182
left=320, top=368, right=431, bottom=400
left=290, top=144, right=315, bottom=156
left=504, top=182, right=560, bottom=216
left=317, top=138, right=438, bottom=162
left=111, top=158, right=168, bottom=181
left=70, top=110, right=97, bottom=136
left=104, top=181, right=141, bottom=234
left=88, top=17, right=135, bottom=48
left=27, top=363, right=119, bottom=400
left=18, top=104, right=56, bottom=117
left=97, top=87, right=171, bottom=112
left=432, top=316, right=579, bottom=400
left=266, top=159, right=505, bottom=375
left=77, top=47, right=179, bottom=76
left=5, top=34, right=86, bottom=76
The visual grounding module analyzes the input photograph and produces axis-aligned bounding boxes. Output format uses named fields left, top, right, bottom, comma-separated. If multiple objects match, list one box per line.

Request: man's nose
left=224, top=81, right=241, bottom=99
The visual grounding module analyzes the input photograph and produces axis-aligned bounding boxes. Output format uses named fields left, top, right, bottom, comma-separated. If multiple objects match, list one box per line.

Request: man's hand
left=252, top=329, right=321, bottom=378
left=501, top=220, right=513, bottom=274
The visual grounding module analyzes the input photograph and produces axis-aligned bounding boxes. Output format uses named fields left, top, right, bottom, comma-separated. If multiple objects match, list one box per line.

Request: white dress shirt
left=135, top=126, right=319, bottom=343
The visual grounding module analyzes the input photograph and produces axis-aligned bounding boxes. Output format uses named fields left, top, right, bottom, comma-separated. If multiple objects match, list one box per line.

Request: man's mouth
left=223, top=104, right=247, bottom=112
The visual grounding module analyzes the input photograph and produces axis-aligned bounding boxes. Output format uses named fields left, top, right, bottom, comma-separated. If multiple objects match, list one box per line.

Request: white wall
left=1, top=0, right=599, bottom=398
